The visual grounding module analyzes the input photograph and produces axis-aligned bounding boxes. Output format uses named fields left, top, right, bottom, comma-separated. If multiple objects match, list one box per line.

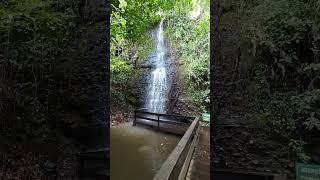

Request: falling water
left=147, top=20, right=168, bottom=113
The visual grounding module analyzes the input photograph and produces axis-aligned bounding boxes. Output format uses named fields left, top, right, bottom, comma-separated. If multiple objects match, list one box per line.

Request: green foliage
left=291, top=89, right=320, bottom=131
left=0, top=0, right=79, bottom=121
left=166, top=0, right=210, bottom=111
left=253, top=63, right=270, bottom=106
left=111, top=57, right=132, bottom=84
left=110, top=0, right=174, bottom=109
left=255, top=88, right=319, bottom=161
left=256, top=82, right=320, bottom=138
left=110, top=11, right=127, bottom=45
left=241, top=0, right=320, bottom=161
left=243, top=0, right=319, bottom=88
left=110, top=56, right=133, bottom=107
left=289, top=139, right=310, bottom=162
left=264, top=92, right=297, bottom=136
left=111, top=0, right=174, bottom=42
left=0, top=0, right=77, bottom=70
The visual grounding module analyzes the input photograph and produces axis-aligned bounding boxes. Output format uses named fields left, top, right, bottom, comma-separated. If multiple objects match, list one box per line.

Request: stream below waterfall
left=110, top=123, right=179, bottom=180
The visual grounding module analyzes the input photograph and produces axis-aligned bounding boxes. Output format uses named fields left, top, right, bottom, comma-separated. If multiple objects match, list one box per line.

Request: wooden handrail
left=133, top=110, right=194, bottom=127
left=153, top=117, right=200, bottom=180
left=135, top=110, right=195, bottom=120
left=135, top=115, right=191, bottom=125
left=178, top=123, right=200, bottom=180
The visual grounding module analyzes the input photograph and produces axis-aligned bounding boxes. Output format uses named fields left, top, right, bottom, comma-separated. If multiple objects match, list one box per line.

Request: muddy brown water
left=110, top=123, right=180, bottom=180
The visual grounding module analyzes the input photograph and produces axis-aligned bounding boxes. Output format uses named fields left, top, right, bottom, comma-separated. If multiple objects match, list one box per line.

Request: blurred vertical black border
left=105, top=0, right=111, bottom=176
left=210, top=0, right=220, bottom=177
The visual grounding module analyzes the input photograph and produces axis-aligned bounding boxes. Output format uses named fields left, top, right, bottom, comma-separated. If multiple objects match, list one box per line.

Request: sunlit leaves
left=111, top=11, right=126, bottom=45
left=166, top=0, right=210, bottom=110
left=110, top=0, right=120, bottom=11
left=111, top=56, right=132, bottom=84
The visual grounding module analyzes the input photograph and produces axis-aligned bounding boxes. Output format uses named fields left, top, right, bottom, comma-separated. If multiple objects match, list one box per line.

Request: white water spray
left=147, top=20, right=168, bottom=113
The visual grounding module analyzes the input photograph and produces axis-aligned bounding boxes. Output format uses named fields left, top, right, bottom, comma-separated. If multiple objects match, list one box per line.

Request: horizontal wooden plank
left=135, top=112, right=193, bottom=123
left=135, top=116, right=191, bottom=125
left=135, top=110, right=195, bottom=120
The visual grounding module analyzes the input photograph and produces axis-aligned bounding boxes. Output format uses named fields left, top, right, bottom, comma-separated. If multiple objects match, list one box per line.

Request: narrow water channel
left=111, top=124, right=179, bottom=180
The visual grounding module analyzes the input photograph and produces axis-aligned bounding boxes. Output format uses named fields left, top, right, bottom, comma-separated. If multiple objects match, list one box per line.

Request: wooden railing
left=153, top=116, right=200, bottom=180
left=133, top=109, right=195, bottom=127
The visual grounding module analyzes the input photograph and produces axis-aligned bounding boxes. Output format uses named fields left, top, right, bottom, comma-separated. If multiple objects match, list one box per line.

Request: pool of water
left=110, top=123, right=180, bottom=180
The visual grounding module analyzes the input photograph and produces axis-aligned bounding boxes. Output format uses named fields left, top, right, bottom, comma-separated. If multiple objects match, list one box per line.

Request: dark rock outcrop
left=0, top=0, right=109, bottom=179
left=211, top=1, right=293, bottom=179
left=52, top=20, right=108, bottom=127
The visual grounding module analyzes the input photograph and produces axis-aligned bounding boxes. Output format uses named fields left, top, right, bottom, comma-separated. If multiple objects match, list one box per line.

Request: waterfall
left=147, top=20, right=168, bottom=113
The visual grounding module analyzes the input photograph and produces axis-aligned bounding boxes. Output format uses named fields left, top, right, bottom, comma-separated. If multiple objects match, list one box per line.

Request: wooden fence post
left=133, top=111, right=136, bottom=126
left=157, top=115, right=160, bottom=129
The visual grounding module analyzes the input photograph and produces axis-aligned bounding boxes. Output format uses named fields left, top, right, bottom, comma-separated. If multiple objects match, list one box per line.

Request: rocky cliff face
left=52, top=20, right=108, bottom=127
left=211, top=1, right=295, bottom=179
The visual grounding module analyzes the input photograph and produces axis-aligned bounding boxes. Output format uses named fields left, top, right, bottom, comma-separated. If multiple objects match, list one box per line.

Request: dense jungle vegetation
left=229, top=0, right=320, bottom=162
left=0, top=0, right=78, bottom=113
left=210, top=1, right=320, bottom=179
left=110, top=0, right=210, bottom=113
left=166, top=0, right=210, bottom=111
